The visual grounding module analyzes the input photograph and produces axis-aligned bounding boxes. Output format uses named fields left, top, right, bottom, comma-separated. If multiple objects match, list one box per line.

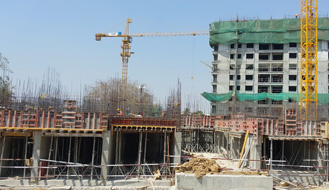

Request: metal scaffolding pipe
left=282, top=140, right=284, bottom=170
left=90, top=134, right=96, bottom=180
left=67, top=134, right=72, bottom=179
left=74, top=137, right=78, bottom=163
left=0, top=135, right=6, bottom=176
left=167, top=135, right=171, bottom=186
left=143, top=132, right=147, bottom=164
left=53, top=136, right=58, bottom=176
left=23, top=135, right=28, bottom=178
left=137, top=132, right=143, bottom=174
left=270, top=139, right=273, bottom=171
left=115, top=130, right=119, bottom=164
left=118, top=131, right=122, bottom=164
left=163, top=132, right=166, bottom=163
left=46, top=135, right=54, bottom=179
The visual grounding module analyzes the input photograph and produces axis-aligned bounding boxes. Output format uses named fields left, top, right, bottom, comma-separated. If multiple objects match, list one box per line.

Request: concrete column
left=173, top=132, right=182, bottom=164
left=225, top=131, right=229, bottom=152
left=229, top=135, right=233, bottom=158
left=249, top=135, right=262, bottom=170
left=214, top=131, right=220, bottom=153
left=31, top=131, right=42, bottom=181
left=101, top=130, right=111, bottom=184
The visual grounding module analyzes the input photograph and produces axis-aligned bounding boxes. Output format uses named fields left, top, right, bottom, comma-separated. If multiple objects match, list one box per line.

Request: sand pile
left=175, top=158, right=221, bottom=179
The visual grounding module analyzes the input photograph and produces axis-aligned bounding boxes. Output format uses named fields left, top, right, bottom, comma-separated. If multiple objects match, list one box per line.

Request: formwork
left=0, top=100, right=180, bottom=185
left=180, top=112, right=329, bottom=185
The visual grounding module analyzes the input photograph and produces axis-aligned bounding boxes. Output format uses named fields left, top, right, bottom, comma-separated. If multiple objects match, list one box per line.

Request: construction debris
left=174, top=158, right=221, bottom=179
left=280, top=182, right=289, bottom=186
left=154, top=169, right=161, bottom=180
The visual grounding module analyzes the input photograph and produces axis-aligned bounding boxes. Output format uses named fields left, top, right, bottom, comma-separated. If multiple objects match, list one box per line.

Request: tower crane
left=95, top=18, right=209, bottom=114
left=300, top=0, right=318, bottom=121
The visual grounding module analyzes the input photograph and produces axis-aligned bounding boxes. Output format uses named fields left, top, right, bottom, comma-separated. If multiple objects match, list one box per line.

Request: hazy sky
left=1, top=0, right=328, bottom=113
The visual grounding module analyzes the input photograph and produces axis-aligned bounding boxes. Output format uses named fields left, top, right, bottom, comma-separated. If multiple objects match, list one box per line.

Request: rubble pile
left=175, top=158, right=221, bottom=179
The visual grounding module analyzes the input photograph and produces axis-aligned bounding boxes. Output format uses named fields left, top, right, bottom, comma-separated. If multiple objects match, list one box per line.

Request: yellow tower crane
left=95, top=18, right=209, bottom=114
left=300, top=0, right=318, bottom=121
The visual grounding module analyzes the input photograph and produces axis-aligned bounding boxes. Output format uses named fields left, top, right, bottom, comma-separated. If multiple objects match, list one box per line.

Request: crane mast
left=120, top=18, right=133, bottom=112
left=300, top=0, right=318, bottom=121
left=95, top=19, right=208, bottom=115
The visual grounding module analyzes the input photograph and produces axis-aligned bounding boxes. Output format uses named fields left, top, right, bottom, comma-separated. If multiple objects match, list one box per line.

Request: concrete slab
left=0, top=178, right=171, bottom=188
left=175, top=173, right=273, bottom=190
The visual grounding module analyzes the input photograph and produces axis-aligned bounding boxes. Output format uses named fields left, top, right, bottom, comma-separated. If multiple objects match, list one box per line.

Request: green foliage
left=192, top=110, right=204, bottom=115
left=0, top=53, right=13, bottom=106
left=183, top=108, right=191, bottom=115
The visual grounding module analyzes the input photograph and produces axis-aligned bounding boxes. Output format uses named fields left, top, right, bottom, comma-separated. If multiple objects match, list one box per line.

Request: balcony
left=272, top=87, right=283, bottom=93
left=271, top=67, right=283, bottom=72
left=271, top=100, right=283, bottom=105
left=258, top=100, right=268, bottom=104
left=258, top=68, right=283, bottom=72
left=271, top=77, right=283, bottom=83
left=258, top=68, right=270, bottom=72
left=258, top=78, right=270, bottom=83
left=258, top=87, right=268, bottom=93
left=212, top=75, right=217, bottom=83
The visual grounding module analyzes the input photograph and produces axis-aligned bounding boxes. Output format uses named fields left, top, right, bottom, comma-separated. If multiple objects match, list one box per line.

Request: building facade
left=206, top=18, right=329, bottom=119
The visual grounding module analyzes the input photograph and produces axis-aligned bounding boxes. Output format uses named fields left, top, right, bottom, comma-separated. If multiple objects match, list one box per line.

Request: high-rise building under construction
left=203, top=18, right=329, bottom=119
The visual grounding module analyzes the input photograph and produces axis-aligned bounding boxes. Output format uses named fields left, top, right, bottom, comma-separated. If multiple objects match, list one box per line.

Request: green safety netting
left=203, top=92, right=329, bottom=105
left=209, top=18, right=329, bottom=45
left=237, top=92, right=266, bottom=101
left=201, top=92, right=232, bottom=102
left=266, top=93, right=296, bottom=101
left=318, top=94, right=329, bottom=105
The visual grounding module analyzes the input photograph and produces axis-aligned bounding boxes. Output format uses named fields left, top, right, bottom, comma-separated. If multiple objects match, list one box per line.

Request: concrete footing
left=175, top=173, right=273, bottom=190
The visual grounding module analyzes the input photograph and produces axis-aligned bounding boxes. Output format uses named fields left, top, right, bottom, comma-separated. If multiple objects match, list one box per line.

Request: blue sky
left=1, top=0, right=329, bottom=113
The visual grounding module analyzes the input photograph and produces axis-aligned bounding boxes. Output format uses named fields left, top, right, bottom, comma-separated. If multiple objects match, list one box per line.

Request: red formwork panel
left=110, top=117, right=176, bottom=127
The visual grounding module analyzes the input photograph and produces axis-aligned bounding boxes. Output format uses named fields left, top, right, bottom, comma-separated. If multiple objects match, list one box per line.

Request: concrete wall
left=175, top=173, right=273, bottom=190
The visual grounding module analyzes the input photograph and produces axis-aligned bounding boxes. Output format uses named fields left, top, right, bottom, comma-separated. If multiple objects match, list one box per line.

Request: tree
left=192, top=110, right=204, bottom=115
left=183, top=108, right=191, bottom=115
left=0, top=52, right=13, bottom=107
left=84, top=77, right=161, bottom=116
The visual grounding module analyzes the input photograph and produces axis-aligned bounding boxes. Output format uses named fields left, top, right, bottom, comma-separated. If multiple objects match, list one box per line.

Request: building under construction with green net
left=203, top=17, right=329, bottom=120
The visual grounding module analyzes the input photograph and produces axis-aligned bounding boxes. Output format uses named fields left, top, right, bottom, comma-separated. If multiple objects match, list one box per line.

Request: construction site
left=0, top=0, right=329, bottom=190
